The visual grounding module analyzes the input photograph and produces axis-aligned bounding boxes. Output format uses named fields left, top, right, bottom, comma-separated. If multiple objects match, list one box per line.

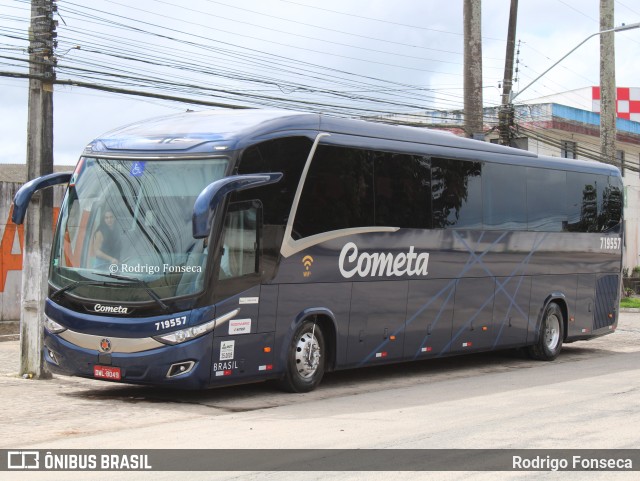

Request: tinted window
left=294, top=147, right=434, bottom=238
left=566, top=172, right=600, bottom=232
left=482, top=163, right=526, bottom=230
left=237, top=137, right=312, bottom=279
left=432, top=158, right=482, bottom=229
left=374, top=152, right=431, bottom=229
left=237, top=137, right=312, bottom=226
left=294, top=145, right=374, bottom=238
left=599, top=176, right=623, bottom=231
left=527, top=168, right=567, bottom=231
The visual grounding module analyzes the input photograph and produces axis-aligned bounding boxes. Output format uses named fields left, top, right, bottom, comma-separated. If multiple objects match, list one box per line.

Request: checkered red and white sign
left=592, top=86, right=640, bottom=121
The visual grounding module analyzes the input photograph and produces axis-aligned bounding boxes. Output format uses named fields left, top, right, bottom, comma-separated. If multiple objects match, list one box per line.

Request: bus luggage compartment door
left=571, top=274, right=595, bottom=338
left=492, top=276, right=531, bottom=348
left=403, top=279, right=455, bottom=359
left=450, top=277, right=495, bottom=352
left=347, top=280, right=407, bottom=365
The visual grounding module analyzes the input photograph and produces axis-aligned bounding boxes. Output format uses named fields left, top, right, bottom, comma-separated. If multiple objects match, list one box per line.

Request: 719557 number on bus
left=601, top=237, right=621, bottom=250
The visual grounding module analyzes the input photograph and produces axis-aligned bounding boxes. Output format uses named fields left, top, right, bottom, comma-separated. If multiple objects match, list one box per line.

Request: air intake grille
left=594, top=275, right=619, bottom=329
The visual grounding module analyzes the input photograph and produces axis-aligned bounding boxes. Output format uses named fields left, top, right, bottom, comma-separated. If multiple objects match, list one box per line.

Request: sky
left=1, top=0, right=639, bottom=166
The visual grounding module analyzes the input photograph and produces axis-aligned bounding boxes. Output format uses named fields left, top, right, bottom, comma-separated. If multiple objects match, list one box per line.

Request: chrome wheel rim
left=544, top=314, right=560, bottom=350
left=295, top=331, right=321, bottom=379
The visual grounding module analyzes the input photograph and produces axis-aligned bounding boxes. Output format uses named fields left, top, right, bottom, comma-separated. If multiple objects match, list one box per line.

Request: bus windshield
left=50, top=157, right=229, bottom=303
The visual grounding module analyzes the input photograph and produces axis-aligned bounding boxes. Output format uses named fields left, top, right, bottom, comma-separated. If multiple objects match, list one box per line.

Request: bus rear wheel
left=278, top=320, right=326, bottom=393
left=528, top=302, right=564, bottom=361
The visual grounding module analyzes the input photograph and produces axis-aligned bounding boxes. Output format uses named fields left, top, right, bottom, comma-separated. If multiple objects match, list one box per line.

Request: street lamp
left=510, top=22, right=640, bottom=102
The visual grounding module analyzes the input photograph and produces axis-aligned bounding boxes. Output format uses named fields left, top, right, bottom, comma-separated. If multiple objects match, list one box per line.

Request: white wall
left=0, top=182, right=66, bottom=324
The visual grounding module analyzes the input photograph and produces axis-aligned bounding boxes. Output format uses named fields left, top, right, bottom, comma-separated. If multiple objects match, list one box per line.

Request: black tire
left=277, top=320, right=326, bottom=393
left=528, top=302, right=564, bottom=361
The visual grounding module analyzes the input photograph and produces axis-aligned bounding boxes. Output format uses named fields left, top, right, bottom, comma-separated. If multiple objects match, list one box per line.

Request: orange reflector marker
left=390, top=335, right=396, bottom=341
left=570, top=316, right=575, bottom=322
left=263, top=346, right=272, bottom=353
left=482, top=326, right=488, bottom=331
left=608, top=313, right=613, bottom=319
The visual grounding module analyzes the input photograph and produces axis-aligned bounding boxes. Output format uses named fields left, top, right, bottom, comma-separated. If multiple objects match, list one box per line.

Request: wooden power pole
left=21, top=0, right=57, bottom=378
left=463, top=0, right=484, bottom=140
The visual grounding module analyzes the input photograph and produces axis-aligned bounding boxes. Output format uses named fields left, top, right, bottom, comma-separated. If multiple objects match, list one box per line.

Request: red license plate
left=94, top=365, right=121, bottom=381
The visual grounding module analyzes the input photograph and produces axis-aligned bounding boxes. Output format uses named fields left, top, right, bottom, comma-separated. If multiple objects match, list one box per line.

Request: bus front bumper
left=43, top=330, right=214, bottom=389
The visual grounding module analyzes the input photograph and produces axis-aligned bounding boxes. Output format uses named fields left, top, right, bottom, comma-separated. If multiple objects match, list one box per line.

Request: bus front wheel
left=528, top=302, right=564, bottom=361
left=278, top=320, right=326, bottom=393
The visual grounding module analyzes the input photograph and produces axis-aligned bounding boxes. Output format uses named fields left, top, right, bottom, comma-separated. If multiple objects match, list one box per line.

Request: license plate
left=94, top=365, right=121, bottom=381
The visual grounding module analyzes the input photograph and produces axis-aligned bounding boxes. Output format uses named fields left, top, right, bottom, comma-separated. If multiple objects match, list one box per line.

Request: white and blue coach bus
left=13, top=110, right=623, bottom=392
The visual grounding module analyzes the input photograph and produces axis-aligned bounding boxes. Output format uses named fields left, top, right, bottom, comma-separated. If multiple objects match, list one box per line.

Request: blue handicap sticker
left=130, top=161, right=146, bottom=177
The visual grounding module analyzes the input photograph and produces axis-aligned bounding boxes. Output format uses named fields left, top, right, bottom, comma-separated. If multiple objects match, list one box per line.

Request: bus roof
left=84, top=109, right=620, bottom=177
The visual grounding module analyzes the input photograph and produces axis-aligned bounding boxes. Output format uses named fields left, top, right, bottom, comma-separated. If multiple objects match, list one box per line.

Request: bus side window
left=566, top=173, right=601, bottom=232
left=526, top=167, right=566, bottom=232
left=432, top=158, right=482, bottom=229
left=599, top=177, right=623, bottom=232
left=482, top=163, right=526, bottom=230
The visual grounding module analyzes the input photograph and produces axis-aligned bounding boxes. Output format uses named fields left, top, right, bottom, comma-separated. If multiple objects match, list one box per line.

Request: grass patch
left=620, top=297, right=640, bottom=308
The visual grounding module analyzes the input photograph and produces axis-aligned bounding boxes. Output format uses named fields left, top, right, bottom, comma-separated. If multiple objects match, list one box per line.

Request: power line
left=273, top=0, right=507, bottom=42
left=2, top=0, right=486, bottom=115
left=47, top=3, right=467, bottom=113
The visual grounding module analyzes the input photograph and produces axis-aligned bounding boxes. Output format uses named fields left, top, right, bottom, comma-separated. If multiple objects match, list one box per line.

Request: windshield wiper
left=93, top=272, right=169, bottom=311
left=50, top=280, right=113, bottom=302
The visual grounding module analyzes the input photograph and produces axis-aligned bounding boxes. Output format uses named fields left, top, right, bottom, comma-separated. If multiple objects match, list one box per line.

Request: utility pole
left=21, top=0, right=57, bottom=378
left=498, top=0, right=518, bottom=146
left=600, top=0, right=617, bottom=171
left=463, top=0, right=484, bottom=140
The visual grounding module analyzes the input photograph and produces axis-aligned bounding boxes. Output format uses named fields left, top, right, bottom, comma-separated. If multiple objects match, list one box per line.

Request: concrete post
left=499, top=0, right=518, bottom=146
left=463, top=0, right=484, bottom=139
left=600, top=0, right=617, bottom=170
left=21, top=0, right=56, bottom=378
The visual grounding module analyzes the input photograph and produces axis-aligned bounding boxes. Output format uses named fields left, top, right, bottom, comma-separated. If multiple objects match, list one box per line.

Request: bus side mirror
left=192, top=173, right=282, bottom=239
left=11, top=172, right=73, bottom=225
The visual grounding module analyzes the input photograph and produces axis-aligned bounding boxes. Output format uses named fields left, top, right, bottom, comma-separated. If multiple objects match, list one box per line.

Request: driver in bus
left=93, top=209, right=121, bottom=268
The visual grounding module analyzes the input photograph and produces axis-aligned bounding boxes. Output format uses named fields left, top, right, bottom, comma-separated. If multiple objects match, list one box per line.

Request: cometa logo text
left=93, top=304, right=129, bottom=314
left=338, top=242, right=430, bottom=279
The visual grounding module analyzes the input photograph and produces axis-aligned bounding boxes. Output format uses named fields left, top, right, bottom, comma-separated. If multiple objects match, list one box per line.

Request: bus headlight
left=153, top=318, right=216, bottom=345
left=44, top=316, right=66, bottom=334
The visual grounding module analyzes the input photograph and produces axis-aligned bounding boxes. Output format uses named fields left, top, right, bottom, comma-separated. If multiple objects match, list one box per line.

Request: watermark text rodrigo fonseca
left=109, top=263, right=201, bottom=275
left=513, top=454, right=633, bottom=471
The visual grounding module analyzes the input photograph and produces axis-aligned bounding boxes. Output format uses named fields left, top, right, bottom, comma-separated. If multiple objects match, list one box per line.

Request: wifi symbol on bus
left=302, top=255, right=314, bottom=277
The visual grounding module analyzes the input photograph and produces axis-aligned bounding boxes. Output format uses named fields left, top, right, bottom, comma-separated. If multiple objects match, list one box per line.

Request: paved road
left=1, top=313, right=639, bottom=480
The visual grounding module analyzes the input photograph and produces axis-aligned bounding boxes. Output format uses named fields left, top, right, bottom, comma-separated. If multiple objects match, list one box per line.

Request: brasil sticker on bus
left=94, top=365, right=121, bottom=381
